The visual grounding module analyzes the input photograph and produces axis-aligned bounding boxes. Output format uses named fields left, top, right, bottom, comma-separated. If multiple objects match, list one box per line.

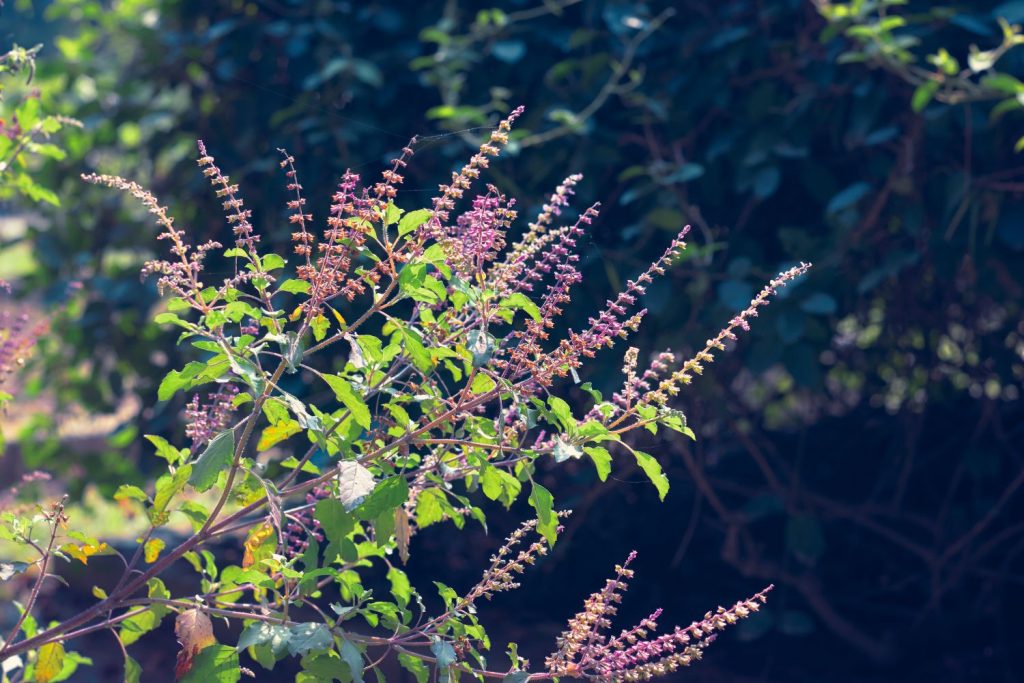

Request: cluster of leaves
left=0, top=43, right=80, bottom=206
left=0, top=111, right=794, bottom=681
left=817, top=0, right=1024, bottom=126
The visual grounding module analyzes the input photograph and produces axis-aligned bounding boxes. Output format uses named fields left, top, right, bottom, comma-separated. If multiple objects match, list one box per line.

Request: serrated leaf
left=286, top=623, right=333, bottom=656
left=321, top=375, right=371, bottom=429
left=632, top=450, right=669, bottom=500
left=399, top=653, right=429, bottom=683
left=188, top=430, right=235, bottom=492
left=316, top=498, right=356, bottom=564
left=262, top=253, right=286, bottom=271
left=500, top=292, right=541, bottom=322
left=35, top=642, right=64, bottom=683
left=175, top=609, right=218, bottom=679
left=397, top=208, right=433, bottom=236
left=470, top=372, right=496, bottom=394
left=179, top=645, right=239, bottom=683
left=337, top=461, right=377, bottom=510
left=414, top=488, right=447, bottom=528
left=354, top=476, right=408, bottom=520
left=236, top=622, right=290, bottom=656
left=145, top=434, right=187, bottom=465
left=546, top=396, right=575, bottom=432
left=480, top=465, right=522, bottom=507
left=279, top=278, right=311, bottom=294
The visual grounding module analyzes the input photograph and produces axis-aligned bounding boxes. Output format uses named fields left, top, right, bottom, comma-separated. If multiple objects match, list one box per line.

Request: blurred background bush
left=3, top=0, right=1024, bottom=680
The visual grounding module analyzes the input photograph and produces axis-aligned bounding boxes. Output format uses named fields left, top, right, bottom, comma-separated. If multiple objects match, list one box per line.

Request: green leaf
left=480, top=465, right=522, bottom=507
left=503, top=673, right=530, bottom=683
left=188, top=430, right=236, bottom=492
left=145, top=434, right=187, bottom=465
left=470, top=373, right=496, bottom=394
left=546, top=396, right=575, bottom=432
left=124, top=654, right=142, bottom=683
left=237, top=622, right=291, bottom=656
left=119, top=580, right=171, bottom=645
left=399, top=653, right=429, bottom=683
left=311, top=313, right=331, bottom=342
left=114, top=485, right=148, bottom=502
left=387, top=566, right=412, bottom=609
left=583, top=446, right=612, bottom=482
left=158, top=362, right=206, bottom=401
left=632, top=450, right=669, bottom=500
left=528, top=483, right=557, bottom=547
left=279, top=278, right=311, bottom=294
left=415, top=488, right=447, bottom=528
left=397, top=208, right=433, bottom=236
left=298, top=651, right=346, bottom=681
left=262, top=253, right=287, bottom=271
left=180, top=645, right=240, bottom=683
left=911, top=80, right=940, bottom=113
left=286, top=623, right=333, bottom=657
left=397, top=326, right=433, bottom=373
left=499, top=292, right=541, bottom=322
left=355, top=476, right=409, bottom=521
left=321, top=375, right=372, bottom=429
left=316, top=498, right=356, bottom=564
left=150, top=465, right=192, bottom=526
left=339, top=640, right=364, bottom=683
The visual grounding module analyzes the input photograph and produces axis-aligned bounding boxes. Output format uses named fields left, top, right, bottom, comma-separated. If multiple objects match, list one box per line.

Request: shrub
left=0, top=107, right=807, bottom=682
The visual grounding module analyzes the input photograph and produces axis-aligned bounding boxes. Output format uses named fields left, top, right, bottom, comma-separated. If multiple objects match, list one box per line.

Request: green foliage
left=0, top=97, right=789, bottom=680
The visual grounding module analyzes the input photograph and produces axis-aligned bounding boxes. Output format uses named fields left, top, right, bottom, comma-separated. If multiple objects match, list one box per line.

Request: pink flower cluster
left=184, top=384, right=239, bottom=449
left=546, top=552, right=772, bottom=682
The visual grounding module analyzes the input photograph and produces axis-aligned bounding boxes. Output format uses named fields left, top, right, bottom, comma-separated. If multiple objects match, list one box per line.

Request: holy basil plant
left=0, top=107, right=806, bottom=682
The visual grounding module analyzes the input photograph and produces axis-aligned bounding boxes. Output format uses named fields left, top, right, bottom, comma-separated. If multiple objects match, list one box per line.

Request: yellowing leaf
left=311, top=313, right=330, bottom=341
left=61, top=541, right=111, bottom=565
left=257, top=420, right=301, bottom=451
left=35, top=642, right=65, bottom=683
left=289, top=305, right=303, bottom=321
left=242, top=522, right=277, bottom=569
left=174, top=609, right=217, bottom=680
left=144, top=538, right=166, bottom=563
left=328, top=305, right=346, bottom=327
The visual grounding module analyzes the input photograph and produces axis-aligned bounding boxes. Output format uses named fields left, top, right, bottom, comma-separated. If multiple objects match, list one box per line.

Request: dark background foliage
left=3, top=0, right=1024, bottom=680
